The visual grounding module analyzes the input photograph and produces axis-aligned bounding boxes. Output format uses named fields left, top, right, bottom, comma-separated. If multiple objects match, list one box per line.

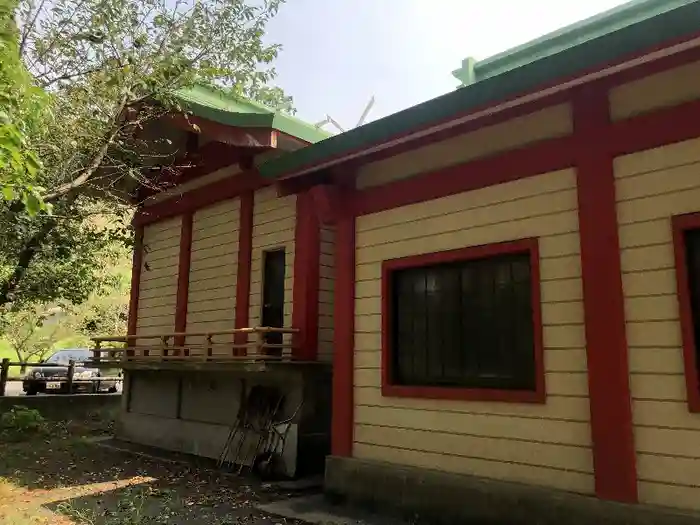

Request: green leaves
left=1, top=0, right=294, bottom=316
left=23, top=192, right=41, bottom=215
left=0, top=0, right=48, bottom=216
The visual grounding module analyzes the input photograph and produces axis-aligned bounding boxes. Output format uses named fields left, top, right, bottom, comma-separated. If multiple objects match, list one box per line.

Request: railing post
left=93, top=340, right=101, bottom=364
left=160, top=335, right=169, bottom=358
left=256, top=328, right=265, bottom=357
left=0, top=358, right=9, bottom=397
left=67, top=360, right=75, bottom=394
left=126, top=336, right=135, bottom=358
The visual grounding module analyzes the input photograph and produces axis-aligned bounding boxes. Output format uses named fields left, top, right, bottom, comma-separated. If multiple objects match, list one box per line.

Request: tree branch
left=43, top=95, right=129, bottom=202
left=36, top=64, right=116, bottom=88
left=0, top=218, right=57, bottom=308
left=19, top=0, right=48, bottom=58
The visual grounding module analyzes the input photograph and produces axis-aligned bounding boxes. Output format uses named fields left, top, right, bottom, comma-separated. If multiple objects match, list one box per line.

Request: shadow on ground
left=0, top=406, right=311, bottom=525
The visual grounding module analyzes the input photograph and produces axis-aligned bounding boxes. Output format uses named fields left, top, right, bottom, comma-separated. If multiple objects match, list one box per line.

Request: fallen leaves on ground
left=0, top=433, right=308, bottom=525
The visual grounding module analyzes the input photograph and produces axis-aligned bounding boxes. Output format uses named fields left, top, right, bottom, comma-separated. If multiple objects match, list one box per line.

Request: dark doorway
left=261, top=249, right=286, bottom=347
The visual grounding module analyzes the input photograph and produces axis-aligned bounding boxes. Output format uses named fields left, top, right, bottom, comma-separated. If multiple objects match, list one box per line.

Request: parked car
left=22, top=348, right=121, bottom=395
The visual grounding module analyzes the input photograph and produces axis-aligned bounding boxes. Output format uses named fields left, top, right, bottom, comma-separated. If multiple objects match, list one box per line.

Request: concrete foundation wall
left=118, top=366, right=331, bottom=477
left=324, top=456, right=700, bottom=525
left=0, top=394, right=121, bottom=421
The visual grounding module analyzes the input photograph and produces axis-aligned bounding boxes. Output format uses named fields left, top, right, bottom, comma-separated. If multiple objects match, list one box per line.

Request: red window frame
left=672, top=212, right=700, bottom=412
left=380, top=238, right=546, bottom=404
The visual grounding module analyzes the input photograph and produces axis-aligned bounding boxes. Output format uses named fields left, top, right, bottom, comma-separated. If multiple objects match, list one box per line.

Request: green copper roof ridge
left=470, top=0, right=696, bottom=83
left=176, top=84, right=270, bottom=114
left=259, top=0, right=700, bottom=179
left=174, top=84, right=331, bottom=144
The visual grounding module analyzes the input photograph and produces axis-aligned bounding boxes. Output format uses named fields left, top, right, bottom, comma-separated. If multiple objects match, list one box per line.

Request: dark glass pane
left=261, top=249, right=285, bottom=345
left=684, top=230, right=700, bottom=383
left=390, top=250, right=535, bottom=390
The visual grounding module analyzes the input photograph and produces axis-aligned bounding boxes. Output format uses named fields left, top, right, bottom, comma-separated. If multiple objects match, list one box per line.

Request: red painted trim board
left=174, top=212, right=194, bottom=353
left=127, top=225, right=144, bottom=355
left=353, top=135, right=578, bottom=217
left=134, top=170, right=268, bottom=226
left=234, top=191, right=254, bottom=351
left=573, top=87, right=637, bottom=503
left=331, top=191, right=356, bottom=457
left=166, top=113, right=276, bottom=149
left=380, top=238, right=545, bottom=404
left=279, top=33, right=700, bottom=183
left=608, top=97, right=700, bottom=157
left=291, top=190, right=321, bottom=360
left=672, top=212, right=700, bottom=413
left=351, top=96, right=700, bottom=218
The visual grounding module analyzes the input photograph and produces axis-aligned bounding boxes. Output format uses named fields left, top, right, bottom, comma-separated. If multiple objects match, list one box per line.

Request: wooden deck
left=87, top=327, right=315, bottom=369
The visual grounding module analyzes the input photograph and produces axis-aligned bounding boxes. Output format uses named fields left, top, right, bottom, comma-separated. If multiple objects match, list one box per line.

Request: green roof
left=454, top=0, right=695, bottom=85
left=175, top=84, right=332, bottom=144
left=259, top=0, right=700, bottom=180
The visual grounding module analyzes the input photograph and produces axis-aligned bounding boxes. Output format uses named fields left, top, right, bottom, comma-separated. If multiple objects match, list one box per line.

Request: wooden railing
left=88, top=327, right=300, bottom=364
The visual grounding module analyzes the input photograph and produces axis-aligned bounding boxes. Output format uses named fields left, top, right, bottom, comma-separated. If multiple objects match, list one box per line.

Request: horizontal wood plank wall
left=354, top=104, right=572, bottom=190
left=609, top=60, right=700, bottom=121
left=249, top=187, right=297, bottom=352
left=353, top=168, right=593, bottom=494
left=136, top=217, right=182, bottom=336
left=185, top=198, right=240, bottom=353
left=614, top=137, right=700, bottom=511
left=318, top=225, right=336, bottom=362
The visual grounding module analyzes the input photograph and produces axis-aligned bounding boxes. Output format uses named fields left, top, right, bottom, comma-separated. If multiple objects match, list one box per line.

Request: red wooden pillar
left=330, top=186, right=356, bottom=457
left=127, top=224, right=144, bottom=356
left=174, top=212, right=194, bottom=354
left=292, top=190, right=321, bottom=360
left=234, top=191, right=254, bottom=353
left=573, top=87, right=637, bottom=502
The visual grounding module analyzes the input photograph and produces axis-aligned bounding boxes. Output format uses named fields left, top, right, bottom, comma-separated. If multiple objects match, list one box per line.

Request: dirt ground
left=0, top=408, right=308, bottom=525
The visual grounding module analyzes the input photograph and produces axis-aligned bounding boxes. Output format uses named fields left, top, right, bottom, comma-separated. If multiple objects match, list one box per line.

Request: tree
left=1, top=0, right=293, bottom=314
left=1, top=254, right=131, bottom=364
left=2, top=304, right=77, bottom=368
left=0, top=0, right=46, bottom=213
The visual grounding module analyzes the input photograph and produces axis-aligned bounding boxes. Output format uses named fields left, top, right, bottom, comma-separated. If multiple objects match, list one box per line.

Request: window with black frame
left=684, top=229, right=700, bottom=379
left=389, top=250, right=536, bottom=391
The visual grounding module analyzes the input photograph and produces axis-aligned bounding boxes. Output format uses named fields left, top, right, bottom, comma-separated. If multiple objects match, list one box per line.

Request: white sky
left=264, top=0, right=631, bottom=127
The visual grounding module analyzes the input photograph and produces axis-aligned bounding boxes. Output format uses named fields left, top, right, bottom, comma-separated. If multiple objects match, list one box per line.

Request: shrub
left=0, top=405, right=47, bottom=440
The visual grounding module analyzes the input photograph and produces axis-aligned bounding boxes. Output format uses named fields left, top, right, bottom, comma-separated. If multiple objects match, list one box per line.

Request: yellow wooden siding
left=248, top=187, right=296, bottom=351
left=354, top=104, right=572, bottom=189
left=614, top=137, right=700, bottom=511
left=609, top=60, right=700, bottom=121
left=185, top=199, right=240, bottom=354
left=144, top=165, right=241, bottom=204
left=318, top=225, right=335, bottom=362
left=136, top=217, right=181, bottom=336
left=353, top=168, right=593, bottom=494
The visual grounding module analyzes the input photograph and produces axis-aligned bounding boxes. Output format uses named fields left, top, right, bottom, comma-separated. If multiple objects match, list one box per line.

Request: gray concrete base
left=118, top=366, right=331, bottom=478
left=325, top=456, right=700, bottom=525
left=257, top=495, right=412, bottom=525
left=117, top=411, right=233, bottom=459
left=0, top=393, right=121, bottom=420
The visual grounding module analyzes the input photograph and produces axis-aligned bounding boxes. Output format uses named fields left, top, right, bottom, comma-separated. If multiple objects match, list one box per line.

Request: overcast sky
left=264, top=0, right=630, bottom=128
